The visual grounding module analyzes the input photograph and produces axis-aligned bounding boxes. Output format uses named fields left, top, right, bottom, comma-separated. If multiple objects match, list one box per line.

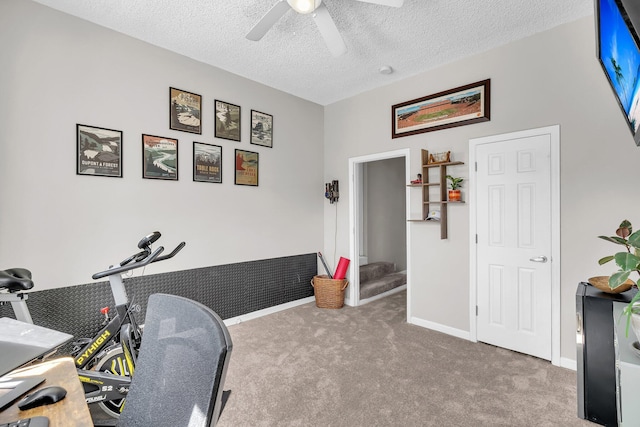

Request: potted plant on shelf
left=446, top=175, right=463, bottom=202
left=598, top=219, right=640, bottom=338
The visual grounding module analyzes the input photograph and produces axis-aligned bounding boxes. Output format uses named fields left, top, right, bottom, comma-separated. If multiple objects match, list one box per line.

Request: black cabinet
left=576, top=282, right=637, bottom=426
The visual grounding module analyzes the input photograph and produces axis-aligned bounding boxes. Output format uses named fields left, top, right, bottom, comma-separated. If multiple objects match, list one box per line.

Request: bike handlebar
left=92, top=246, right=165, bottom=280
left=91, top=235, right=186, bottom=280
left=154, top=241, right=186, bottom=262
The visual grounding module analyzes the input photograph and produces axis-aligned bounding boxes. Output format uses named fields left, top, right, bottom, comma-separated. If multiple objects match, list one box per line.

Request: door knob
left=529, top=256, right=548, bottom=263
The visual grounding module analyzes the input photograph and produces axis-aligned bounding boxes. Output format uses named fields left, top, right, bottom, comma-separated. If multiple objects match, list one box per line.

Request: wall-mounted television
left=596, top=0, right=640, bottom=146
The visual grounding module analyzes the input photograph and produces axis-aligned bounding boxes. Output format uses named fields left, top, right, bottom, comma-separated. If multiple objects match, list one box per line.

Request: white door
left=475, top=133, right=552, bottom=360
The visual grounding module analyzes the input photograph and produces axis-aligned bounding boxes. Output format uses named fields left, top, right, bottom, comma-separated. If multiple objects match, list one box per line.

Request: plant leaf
left=619, top=219, right=632, bottom=234
left=598, top=255, right=615, bottom=265
left=599, top=235, right=629, bottom=245
left=628, top=229, right=640, bottom=248
left=610, top=271, right=631, bottom=288
left=614, top=252, right=640, bottom=270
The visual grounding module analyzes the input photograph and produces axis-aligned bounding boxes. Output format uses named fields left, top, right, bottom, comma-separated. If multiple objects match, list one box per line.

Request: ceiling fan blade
left=312, top=4, right=347, bottom=57
left=246, top=1, right=291, bottom=41
left=352, top=0, right=404, bottom=7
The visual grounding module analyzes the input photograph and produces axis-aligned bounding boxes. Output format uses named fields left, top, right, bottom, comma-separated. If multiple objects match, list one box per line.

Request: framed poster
left=215, top=100, right=241, bottom=141
left=169, top=87, right=202, bottom=134
left=76, top=124, right=123, bottom=178
left=250, top=110, right=273, bottom=148
left=142, top=134, right=178, bottom=180
left=391, top=79, right=490, bottom=138
left=235, top=149, right=258, bottom=186
left=193, top=142, right=222, bottom=183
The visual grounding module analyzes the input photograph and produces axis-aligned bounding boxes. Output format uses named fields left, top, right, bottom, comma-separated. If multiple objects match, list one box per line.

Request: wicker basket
left=311, top=275, right=348, bottom=309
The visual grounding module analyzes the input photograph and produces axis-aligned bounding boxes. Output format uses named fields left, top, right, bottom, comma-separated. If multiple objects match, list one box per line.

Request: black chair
left=118, top=293, right=232, bottom=427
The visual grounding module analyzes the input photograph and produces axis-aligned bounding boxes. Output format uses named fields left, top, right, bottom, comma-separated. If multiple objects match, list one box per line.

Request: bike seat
left=0, top=268, right=34, bottom=292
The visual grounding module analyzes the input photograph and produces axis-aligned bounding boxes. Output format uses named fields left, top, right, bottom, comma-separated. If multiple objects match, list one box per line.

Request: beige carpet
left=218, top=291, right=591, bottom=427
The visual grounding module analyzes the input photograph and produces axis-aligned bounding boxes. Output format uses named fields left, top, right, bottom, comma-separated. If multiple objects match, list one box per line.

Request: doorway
left=469, top=125, right=560, bottom=365
left=348, top=149, right=410, bottom=307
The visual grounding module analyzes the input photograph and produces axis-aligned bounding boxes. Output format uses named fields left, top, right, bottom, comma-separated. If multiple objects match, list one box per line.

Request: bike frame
left=74, top=262, right=144, bottom=406
left=1, top=234, right=185, bottom=415
left=74, top=272, right=140, bottom=370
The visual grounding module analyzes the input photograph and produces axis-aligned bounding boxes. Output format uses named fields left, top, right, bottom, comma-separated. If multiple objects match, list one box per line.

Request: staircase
left=359, top=261, right=406, bottom=300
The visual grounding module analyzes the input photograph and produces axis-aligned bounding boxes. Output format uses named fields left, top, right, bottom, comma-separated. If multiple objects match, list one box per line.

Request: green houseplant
left=445, top=175, right=463, bottom=202
left=598, top=219, right=640, bottom=336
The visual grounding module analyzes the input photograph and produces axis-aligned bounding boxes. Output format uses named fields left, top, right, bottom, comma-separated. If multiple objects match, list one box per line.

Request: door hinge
left=475, top=234, right=478, bottom=244
left=476, top=305, right=479, bottom=316
left=475, top=162, right=477, bottom=172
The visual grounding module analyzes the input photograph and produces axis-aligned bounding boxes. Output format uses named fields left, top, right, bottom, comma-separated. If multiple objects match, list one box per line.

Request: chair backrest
left=118, top=293, right=232, bottom=427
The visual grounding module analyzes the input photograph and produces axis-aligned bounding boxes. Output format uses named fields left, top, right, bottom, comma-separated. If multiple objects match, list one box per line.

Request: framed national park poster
left=215, top=100, right=241, bottom=142
left=142, top=134, right=178, bottom=180
left=235, top=149, right=258, bottom=186
left=76, top=124, right=122, bottom=178
left=193, top=142, right=222, bottom=183
left=250, top=110, right=273, bottom=148
left=169, top=87, right=202, bottom=134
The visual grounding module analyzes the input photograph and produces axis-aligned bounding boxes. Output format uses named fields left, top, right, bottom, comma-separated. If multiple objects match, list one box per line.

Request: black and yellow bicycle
left=0, top=232, right=185, bottom=419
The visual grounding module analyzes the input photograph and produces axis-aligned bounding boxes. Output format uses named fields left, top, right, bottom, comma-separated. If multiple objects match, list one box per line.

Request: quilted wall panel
left=0, top=253, right=316, bottom=347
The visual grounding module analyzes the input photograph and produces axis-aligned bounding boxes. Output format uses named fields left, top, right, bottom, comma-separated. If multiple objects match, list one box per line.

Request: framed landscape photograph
left=142, top=134, right=178, bottom=180
left=215, top=100, right=241, bottom=141
left=235, top=149, right=258, bottom=186
left=77, top=124, right=123, bottom=178
left=169, top=87, right=201, bottom=134
left=193, top=142, right=222, bottom=183
left=250, top=110, right=273, bottom=148
left=391, top=79, right=491, bottom=138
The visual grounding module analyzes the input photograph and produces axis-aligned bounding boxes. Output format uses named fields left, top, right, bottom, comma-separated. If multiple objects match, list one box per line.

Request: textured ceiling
left=32, top=0, right=593, bottom=105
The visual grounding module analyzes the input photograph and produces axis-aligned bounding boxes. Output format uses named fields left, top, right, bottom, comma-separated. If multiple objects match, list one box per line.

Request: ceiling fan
left=246, top=0, right=404, bottom=57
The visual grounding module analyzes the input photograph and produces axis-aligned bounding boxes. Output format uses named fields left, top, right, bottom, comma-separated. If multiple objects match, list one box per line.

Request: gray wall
left=0, top=0, right=324, bottom=291
left=365, top=158, right=406, bottom=271
left=4, top=0, right=636, bottom=365
left=324, top=16, right=640, bottom=364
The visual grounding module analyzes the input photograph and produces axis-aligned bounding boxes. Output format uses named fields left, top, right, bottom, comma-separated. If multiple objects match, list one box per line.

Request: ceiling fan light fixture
left=287, top=0, right=322, bottom=14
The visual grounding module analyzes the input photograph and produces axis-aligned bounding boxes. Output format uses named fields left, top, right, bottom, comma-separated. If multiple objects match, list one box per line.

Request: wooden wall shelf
left=408, top=149, right=465, bottom=239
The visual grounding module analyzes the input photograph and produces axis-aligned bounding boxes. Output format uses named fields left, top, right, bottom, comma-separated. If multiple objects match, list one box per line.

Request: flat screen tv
left=596, top=0, right=640, bottom=146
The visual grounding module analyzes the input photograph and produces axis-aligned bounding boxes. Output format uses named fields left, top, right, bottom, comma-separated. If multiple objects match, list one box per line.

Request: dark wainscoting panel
left=0, top=253, right=316, bottom=345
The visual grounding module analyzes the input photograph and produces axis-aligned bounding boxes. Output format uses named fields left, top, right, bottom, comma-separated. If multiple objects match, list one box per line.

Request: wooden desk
left=0, top=357, right=93, bottom=427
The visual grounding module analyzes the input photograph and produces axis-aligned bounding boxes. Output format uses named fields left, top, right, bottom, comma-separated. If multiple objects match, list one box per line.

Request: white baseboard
left=559, top=357, right=577, bottom=371
left=223, top=296, right=315, bottom=326
left=410, top=317, right=576, bottom=369
left=410, top=316, right=472, bottom=341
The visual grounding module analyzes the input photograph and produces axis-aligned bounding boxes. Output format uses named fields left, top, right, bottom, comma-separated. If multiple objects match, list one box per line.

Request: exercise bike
left=0, top=231, right=185, bottom=419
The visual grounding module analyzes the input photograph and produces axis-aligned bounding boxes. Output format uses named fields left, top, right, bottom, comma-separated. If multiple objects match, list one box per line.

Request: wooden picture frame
left=235, top=149, right=258, bottom=186
left=169, top=87, right=201, bottom=134
left=142, top=134, right=178, bottom=180
left=250, top=110, right=273, bottom=148
left=193, top=142, right=222, bottom=183
left=215, top=100, right=241, bottom=142
left=76, top=124, right=123, bottom=178
left=391, top=79, right=491, bottom=138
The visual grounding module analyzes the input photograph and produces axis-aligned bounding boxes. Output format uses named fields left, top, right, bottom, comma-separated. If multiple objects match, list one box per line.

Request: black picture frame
left=76, top=124, right=123, bottom=178
left=250, top=110, right=273, bottom=148
left=235, top=149, right=258, bottom=186
left=193, top=142, right=222, bottom=183
left=391, top=79, right=491, bottom=139
left=142, top=134, right=178, bottom=180
left=169, top=87, right=202, bottom=134
left=215, top=100, right=241, bottom=142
